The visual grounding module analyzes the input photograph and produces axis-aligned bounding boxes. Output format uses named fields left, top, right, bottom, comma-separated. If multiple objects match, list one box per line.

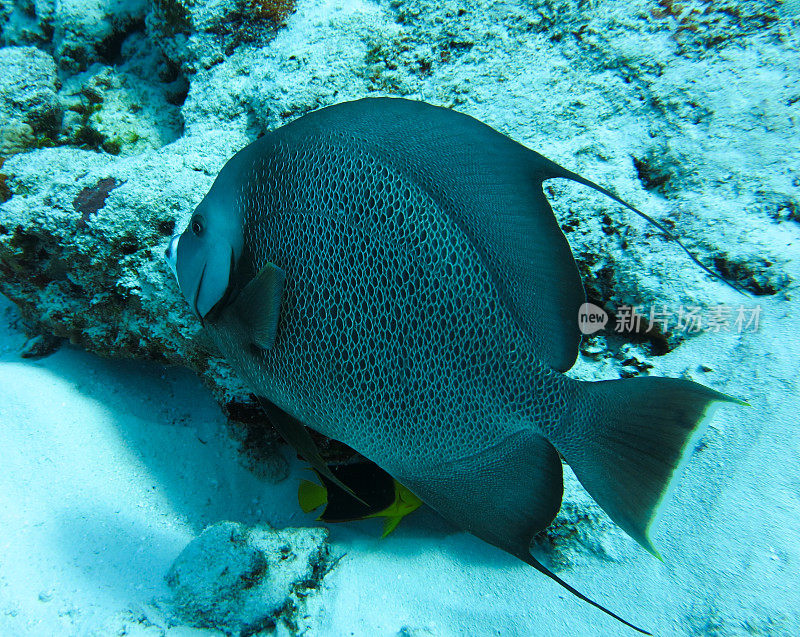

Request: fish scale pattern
left=220, top=133, right=568, bottom=472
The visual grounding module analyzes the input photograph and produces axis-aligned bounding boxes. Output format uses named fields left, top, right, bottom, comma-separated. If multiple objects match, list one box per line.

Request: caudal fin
left=558, top=376, right=746, bottom=556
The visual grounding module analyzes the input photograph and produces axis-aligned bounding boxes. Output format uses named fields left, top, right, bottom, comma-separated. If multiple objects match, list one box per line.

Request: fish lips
left=174, top=231, right=235, bottom=320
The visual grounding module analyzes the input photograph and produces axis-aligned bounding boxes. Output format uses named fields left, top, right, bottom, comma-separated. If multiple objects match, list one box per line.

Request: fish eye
left=191, top=215, right=204, bottom=236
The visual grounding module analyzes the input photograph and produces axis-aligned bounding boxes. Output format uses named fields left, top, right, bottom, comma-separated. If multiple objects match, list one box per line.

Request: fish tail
left=553, top=376, right=746, bottom=556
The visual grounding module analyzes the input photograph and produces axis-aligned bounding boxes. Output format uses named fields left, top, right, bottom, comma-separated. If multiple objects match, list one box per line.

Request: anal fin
left=400, top=430, right=563, bottom=552
left=397, top=429, right=650, bottom=634
left=518, top=551, right=651, bottom=635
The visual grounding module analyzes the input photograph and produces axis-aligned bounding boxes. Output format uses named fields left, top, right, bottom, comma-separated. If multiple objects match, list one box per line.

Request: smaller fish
left=299, top=460, right=422, bottom=537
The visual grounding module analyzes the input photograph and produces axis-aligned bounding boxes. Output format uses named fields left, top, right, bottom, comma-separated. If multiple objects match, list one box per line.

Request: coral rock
left=165, top=521, right=330, bottom=634
left=0, top=46, right=61, bottom=137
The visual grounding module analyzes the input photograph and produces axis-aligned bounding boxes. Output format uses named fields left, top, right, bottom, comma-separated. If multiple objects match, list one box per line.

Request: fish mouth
left=174, top=231, right=235, bottom=321
left=187, top=240, right=236, bottom=321
left=191, top=259, right=208, bottom=320
left=164, top=235, right=180, bottom=279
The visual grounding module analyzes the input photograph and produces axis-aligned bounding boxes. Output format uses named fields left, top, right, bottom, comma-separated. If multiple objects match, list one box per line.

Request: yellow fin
left=298, top=479, right=327, bottom=513
left=381, top=516, right=403, bottom=538
left=396, top=482, right=423, bottom=513
left=373, top=481, right=423, bottom=537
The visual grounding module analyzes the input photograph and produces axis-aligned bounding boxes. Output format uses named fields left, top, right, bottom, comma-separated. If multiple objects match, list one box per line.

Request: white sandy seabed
left=0, top=268, right=799, bottom=637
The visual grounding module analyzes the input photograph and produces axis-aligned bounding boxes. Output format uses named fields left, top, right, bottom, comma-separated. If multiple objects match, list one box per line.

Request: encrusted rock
left=0, top=1, right=56, bottom=49
left=147, top=0, right=297, bottom=74
left=50, top=0, right=148, bottom=73
left=0, top=120, right=36, bottom=156
left=0, top=46, right=61, bottom=138
left=165, top=521, right=330, bottom=634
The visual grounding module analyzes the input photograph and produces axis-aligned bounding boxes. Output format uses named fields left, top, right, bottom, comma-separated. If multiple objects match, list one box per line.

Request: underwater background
left=1, top=0, right=798, bottom=634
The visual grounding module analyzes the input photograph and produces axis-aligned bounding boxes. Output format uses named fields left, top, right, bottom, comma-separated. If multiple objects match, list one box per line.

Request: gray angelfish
left=165, top=98, right=745, bottom=634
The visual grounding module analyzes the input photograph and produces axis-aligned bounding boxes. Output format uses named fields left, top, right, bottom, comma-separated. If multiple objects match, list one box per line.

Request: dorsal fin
left=274, top=98, right=747, bottom=378
left=277, top=98, right=585, bottom=371
left=538, top=158, right=748, bottom=296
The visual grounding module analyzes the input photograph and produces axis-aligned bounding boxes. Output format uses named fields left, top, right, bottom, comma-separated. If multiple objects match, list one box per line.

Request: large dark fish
left=165, top=98, right=743, bottom=634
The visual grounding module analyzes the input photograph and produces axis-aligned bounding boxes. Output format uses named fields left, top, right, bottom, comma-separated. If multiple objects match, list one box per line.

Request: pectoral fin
left=256, top=398, right=368, bottom=506
left=232, top=262, right=286, bottom=349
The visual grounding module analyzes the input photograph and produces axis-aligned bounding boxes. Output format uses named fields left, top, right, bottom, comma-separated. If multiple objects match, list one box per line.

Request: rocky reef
left=1, top=0, right=794, bottom=374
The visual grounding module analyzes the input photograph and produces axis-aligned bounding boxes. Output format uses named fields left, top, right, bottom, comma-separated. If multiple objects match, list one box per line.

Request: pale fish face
left=166, top=196, right=244, bottom=320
